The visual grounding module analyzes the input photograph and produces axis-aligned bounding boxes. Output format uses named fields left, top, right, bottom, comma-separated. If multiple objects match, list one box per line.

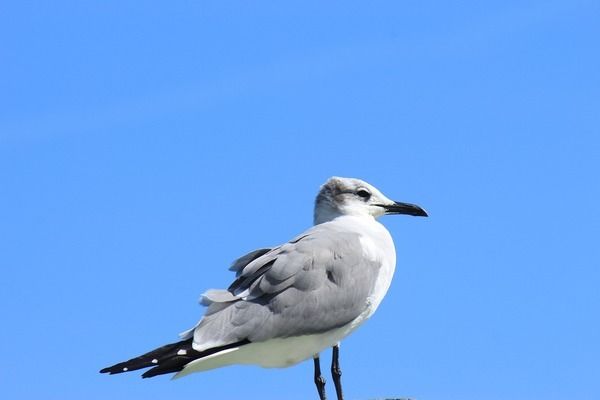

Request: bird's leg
left=313, top=354, right=327, bottom=400
left=331, top=344, right=343, bottom=400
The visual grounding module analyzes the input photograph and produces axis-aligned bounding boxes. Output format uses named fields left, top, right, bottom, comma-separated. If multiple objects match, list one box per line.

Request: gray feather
left=228, top=248, right=273, bottom=275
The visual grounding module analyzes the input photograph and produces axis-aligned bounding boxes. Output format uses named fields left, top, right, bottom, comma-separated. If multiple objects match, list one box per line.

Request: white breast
left=334, top=216, right=397, bottom=324
left=359, top=221, right=397, bottom=319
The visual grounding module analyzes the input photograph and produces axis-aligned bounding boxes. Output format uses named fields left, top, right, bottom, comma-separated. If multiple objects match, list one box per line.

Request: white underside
left=175, top=216, right=397, bottom=380
left=174, top=313, right=366, bottom=379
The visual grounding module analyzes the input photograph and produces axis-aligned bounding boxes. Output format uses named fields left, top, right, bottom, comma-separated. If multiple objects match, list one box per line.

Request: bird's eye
left=356, top=189, right=371, bottom=200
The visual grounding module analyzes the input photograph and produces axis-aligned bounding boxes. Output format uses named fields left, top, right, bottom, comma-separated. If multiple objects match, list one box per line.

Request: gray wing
left=192, top=223, right=381, bottom=351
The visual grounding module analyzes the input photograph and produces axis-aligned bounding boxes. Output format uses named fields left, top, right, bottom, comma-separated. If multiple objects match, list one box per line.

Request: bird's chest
left=358, top=229, right=396, bottom=316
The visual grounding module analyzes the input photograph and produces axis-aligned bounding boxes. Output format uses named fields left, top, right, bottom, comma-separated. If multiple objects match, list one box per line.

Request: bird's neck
left=314, top=210, right=379, bottom=228
left=314, top=204, right=374, bottom=225
left=313, top=205, right=343, bottom=225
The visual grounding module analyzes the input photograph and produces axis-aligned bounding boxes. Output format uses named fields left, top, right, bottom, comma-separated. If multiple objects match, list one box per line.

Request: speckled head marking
left=314, top=176, right=428, bottom=225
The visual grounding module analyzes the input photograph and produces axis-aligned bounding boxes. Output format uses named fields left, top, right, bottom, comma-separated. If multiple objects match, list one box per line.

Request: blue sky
left=1, top=1, right=599, bottom=399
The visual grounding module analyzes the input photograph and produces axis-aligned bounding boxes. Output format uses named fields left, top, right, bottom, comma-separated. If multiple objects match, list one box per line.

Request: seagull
left=100, top=177, right=427, bottom=400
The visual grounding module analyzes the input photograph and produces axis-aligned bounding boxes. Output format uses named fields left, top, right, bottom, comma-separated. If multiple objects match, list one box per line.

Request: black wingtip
left=99, top=366, right=121, bottom=374
left=99, top=340, right=189, bottom=376
left=101, top=338, right=252, bottom=378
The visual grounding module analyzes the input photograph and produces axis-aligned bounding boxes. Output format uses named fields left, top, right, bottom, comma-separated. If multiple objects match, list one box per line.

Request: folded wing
left=192, top=223, right=381, bottom=352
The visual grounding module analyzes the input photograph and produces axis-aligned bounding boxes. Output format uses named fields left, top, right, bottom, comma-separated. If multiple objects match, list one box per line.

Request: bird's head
left=314, top=176, right=428, bottom=224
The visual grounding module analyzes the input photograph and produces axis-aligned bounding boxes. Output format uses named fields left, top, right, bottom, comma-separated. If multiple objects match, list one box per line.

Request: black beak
left=379, top=201, right=428, bottom=217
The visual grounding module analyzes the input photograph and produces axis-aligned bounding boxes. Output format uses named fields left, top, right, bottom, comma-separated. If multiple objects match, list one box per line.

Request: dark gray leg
left=313, top=355, right=327, bottom=400
left=331, top=344, right=343, bottom=400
